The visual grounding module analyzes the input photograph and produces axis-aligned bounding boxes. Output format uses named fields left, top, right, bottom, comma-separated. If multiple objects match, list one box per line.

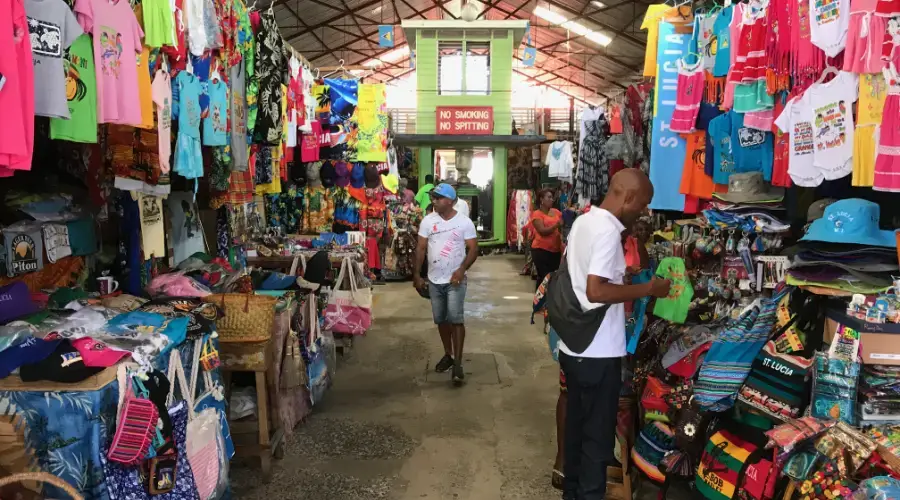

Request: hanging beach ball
left=461, top=2, right=481, bottom=21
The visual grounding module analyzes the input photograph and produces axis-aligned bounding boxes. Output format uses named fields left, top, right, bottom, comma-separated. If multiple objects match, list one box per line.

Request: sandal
left=551, top=469, right=565, bottom=490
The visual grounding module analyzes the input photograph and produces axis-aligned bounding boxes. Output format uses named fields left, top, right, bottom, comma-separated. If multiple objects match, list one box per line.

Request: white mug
left=98, top=276, right=119, bottom=295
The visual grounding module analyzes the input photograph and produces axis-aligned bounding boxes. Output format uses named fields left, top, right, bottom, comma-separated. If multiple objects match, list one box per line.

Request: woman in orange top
left=530, top=189, right=563, bottom=288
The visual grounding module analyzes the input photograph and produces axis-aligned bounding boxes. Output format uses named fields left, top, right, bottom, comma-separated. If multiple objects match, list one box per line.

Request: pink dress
left=0, top=0, right=34, bottom=176
left=722, top=4, right=745, bottom=110
left=874, top=74, right=900, bottom=192
left=845, top=0, right=887, bottom=73
left=670, top=60, right=704, bottom=133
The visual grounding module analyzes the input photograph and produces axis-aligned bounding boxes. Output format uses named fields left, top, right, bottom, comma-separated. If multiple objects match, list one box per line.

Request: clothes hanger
left=321, top=59, right=356, bottom=79
left=814, top=65, right=840, bottom=85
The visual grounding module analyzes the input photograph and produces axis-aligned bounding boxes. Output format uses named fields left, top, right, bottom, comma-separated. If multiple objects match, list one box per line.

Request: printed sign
left=43, top=224, right=72, bottom=263
left=436, top=106, right=494, bottom=135
left=10, top=234, right=39, bottom=275
left=649, top=22, right=689, bottom=210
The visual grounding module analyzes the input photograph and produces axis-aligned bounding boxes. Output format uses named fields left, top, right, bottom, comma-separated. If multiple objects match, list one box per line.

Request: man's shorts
left=428, top=280, right=467, bottom=324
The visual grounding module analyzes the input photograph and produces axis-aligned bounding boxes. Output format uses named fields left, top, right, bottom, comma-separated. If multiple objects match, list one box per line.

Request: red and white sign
left=436, top=106, right=494, bottom=135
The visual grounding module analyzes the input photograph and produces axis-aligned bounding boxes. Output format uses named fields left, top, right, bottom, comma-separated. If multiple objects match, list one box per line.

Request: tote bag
left=324, top=257, right=372, bottom=335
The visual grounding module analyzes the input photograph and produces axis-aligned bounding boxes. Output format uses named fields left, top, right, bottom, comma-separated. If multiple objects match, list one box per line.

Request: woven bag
left=202, top=294, right=277, bottom=342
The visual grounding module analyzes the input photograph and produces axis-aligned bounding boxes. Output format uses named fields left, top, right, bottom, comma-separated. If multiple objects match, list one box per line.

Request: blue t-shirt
left=189, top=54, right=212, bottom=115
left=203, top=79, right=229, bottom=146
left=731, top=112, right=774, bottom=181
left=713, top=6, right=734, bottom=78
left=176, top=72, right=202, bottom=140
left=708, top=112, right=735, bottom=183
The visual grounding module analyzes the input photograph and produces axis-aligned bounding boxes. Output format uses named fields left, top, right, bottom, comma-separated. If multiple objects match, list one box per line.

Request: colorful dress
left=252, top=9, right=284, bottom=145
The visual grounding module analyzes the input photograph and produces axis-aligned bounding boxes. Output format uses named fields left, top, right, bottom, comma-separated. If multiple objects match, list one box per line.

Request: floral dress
left=303, top=186, right=333, bottom=233
left=252, top=10, right=285, bottom=145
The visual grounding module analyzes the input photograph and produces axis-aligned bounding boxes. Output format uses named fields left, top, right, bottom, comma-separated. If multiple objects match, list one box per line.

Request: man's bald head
left=600, top=168, right=654, bottom=227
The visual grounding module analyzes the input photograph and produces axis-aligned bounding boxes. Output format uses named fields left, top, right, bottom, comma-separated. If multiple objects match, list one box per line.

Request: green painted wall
left=413, top=28, right=514, bottom=245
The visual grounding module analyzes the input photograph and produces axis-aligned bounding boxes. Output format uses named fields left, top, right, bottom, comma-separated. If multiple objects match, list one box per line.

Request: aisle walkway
left=232, top=255, right=561, bottom=499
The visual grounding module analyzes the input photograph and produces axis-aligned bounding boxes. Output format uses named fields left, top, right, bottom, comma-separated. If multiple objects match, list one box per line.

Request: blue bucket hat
left=801, top=199, right=896, bottom=248
left=430, top=183, right=457, bottom=200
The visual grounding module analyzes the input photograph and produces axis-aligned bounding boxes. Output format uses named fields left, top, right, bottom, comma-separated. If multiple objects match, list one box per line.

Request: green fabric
left=48, top=287, right=87, bottom=309
left=652, top=257, right=693, bottom=324
left=142, top=0, right=175, bottom=47
left=415, top=183, right=434, bottom=210
left=49, top=36, right=98, bottom=144
left=66, top=218, right=97, bottom=256
left=785, top=274, right=890, bottom=294
left=733, top=80, right=774, bottom=113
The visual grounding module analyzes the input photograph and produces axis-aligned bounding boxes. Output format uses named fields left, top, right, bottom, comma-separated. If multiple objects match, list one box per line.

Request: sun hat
left=0, top=282, right=39, bottom=325
left=430, top=183, right=457, bottom=200
left=712, top=172, right=785, bottom=203
left=382, top=173, right=399, bottom=194
left=801, top=198, right=896, bottom=248
left=334, top=162, right=351, bottom=187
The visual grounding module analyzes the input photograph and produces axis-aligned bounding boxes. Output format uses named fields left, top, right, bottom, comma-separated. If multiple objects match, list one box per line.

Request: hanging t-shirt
left=712, top=5, right=734, bottom=77
left=176, top=72, right=201, bottom=140
left=697, top=12, right=717, bottom=71
left=137, top=48, right=154, bottom=129
left=142, top=0, right=174, bottom=47
left=49, top=35, right=97, bottom=143
left=167, top=192, right=205, bottom=265
left=417, top=212, right=478, bottom=285
left=202, top=77, right=228, bottom=146
left=805, top=70, right=858, bottom=180
left=641, top=4, right=670, bottom=77
left=25, top=0, right=83, bottom=118
left=137, top=192, right=165, bottom=259
left=301, top=121, right=321, bottom=162
left=810, top=0, right=850, bottom=58
left=151, top=70, right=172, bottom=173
left=230, top=61, right=249, bottom=172
left=775, top=95, right=823, bottom=187
left=708, top=112, right=736, bottom=184
left=679, top=131, right=716, bottom=199
left=731, top=111, right=774, bottom=181
left=286, top=57, right=301, bottom=148
left=188, top=53, right=211, bottom=115
left=652, top=257, right=693, bottom=324
left=4, top=222, right=45, bottom=276
left=546, top=140, right=575, bottom=179
left=75, top=0, right=144, bottom=126
left=859, top=73, right=887, bottom=126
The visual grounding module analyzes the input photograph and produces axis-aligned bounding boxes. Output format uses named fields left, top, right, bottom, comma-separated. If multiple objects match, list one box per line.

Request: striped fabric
left=694, top=295, right=782, bottom=411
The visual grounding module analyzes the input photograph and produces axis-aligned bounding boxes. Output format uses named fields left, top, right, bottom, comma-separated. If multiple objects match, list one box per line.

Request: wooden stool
left=221, top=341, right=285, bottom=481
left=605, top=436, right=633, bottom=500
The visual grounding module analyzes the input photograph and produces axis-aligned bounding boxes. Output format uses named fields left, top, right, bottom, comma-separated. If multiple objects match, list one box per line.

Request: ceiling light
left=591, top=1, right=606, bottom=7
left=372, top=5, right=383, bottom=13
left=534, top=5, right=612, bottom=46
left=363, top=47, right=409, bottom=66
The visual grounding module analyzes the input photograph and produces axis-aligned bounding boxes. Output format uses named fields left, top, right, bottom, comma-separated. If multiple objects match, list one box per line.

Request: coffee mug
left=98, top=276, right=119, bottom=295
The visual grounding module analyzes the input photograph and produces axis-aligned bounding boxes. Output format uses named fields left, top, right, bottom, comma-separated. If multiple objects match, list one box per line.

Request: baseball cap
left=0, top=335, right=61, bottom=378
left=350, top=163, right=366, bottom=188
left=661, top=325, right=716, bottom=369
left=71, top=337, right=131, bottom=367
left=0, top=282, right=39, bottom=325
left=807, top=198, right=837, bottom=223
left=20, top=340, right=104, bottom=383
left=320, top=162, right=337, bottom=188
left=334, top=162, right=351, bottom=187
left=667, top=342, right=711, bottom=377
left=430, top=183, right=457, bottom=200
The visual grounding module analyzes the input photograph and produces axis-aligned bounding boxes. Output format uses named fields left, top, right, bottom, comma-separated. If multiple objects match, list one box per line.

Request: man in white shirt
left=560, top=169, right=670, bottom=500
left=413, top=184, right=478, bottom=386
left=454, top=197, right=470, bottom=219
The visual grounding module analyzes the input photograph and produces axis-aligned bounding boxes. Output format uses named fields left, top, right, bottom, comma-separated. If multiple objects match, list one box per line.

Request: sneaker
left=434, top=354, right=454, bottom=373
left=452, top=364, right=465, bottom=385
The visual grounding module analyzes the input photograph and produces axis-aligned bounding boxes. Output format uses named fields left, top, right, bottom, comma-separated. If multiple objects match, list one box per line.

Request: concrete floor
left=231, top=255, right=566, bottom=499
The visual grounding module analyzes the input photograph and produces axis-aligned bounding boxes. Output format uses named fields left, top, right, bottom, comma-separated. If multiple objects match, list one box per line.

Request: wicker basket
left=203, top=293, right=278, bottom=343
left=0, top=472, right=83, bottom=499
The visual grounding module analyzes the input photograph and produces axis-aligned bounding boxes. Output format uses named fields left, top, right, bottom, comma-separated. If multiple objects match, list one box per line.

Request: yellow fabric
left=697, top=462, right=737, bottom=498
left=710, top=432, right=752, bottom=462
left=382, top=173, right=399, bottom=193
left=356, top=83, right=388, bottom=162
left=137, top=48, right=154, bottom=130
left=858, top=73, right=887, bottom=126
left=641, top=4, right=671, bottom=77
left=852, top=125, right=878, bottom=187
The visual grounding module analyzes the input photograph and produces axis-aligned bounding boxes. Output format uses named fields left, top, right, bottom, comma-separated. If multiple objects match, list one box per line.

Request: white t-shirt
left=418, top=211, right=477, bottom=284
left=774, top=95, right=824, bottom=187
left=558, top=207, right=627, bottom=359
left=454, top=198, right=470, bottom=219
left=546, top=141, right=575, bottom=180
left=809, top=0, right=850, bottom=58
left=806, top=71, right=858, bottom=180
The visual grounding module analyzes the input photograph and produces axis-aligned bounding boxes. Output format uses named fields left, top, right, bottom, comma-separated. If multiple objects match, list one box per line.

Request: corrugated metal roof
left=274, top=0, right=651, bottom=104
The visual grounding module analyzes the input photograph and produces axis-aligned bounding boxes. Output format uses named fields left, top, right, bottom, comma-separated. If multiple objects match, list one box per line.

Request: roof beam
left=535, top=0, right=646, bottom=49
left=284, top=0, right=386, bottom=42
left=513, top=68, right=599, bottom=105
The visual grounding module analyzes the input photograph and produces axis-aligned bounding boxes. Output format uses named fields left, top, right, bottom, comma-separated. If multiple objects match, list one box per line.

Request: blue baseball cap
left=430, top=183, right=457, bottom=200
left=801, top=199, right=896, bottom=248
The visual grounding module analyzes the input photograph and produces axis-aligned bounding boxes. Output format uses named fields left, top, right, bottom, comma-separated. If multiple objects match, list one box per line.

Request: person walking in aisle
left=413, top=183, right=478, bottom=385
left=415, top=174, right=435, bottom=211
left=530, top=189, right=563, bottom=289
left=560, top=169, right=670, bottom=500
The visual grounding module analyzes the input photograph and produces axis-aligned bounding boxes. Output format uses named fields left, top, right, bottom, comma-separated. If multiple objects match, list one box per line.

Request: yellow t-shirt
left=858, top=73, right=887, bottom=127
left=641, top=4, right=672, bottom=77
left=137, top=48, right=154, bottom=130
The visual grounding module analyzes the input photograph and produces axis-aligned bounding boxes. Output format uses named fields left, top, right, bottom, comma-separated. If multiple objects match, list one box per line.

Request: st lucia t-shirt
left=176, top=71, right=201, bottom=139
left=49, top=34, right=98, bottom=142
left=731, top=111, right=774, bottom=181
left=708, top=112, right=736, bottom=184
left=417, top=212, right=477, bottom=285
left=809, top=0, right=850, bottom=58
left=774, top=95, right=822, bottom=187
left=137, top=192, right=165, bottom=259
left=805, top=71, right=858, bottom=180
left=202, top=78, right=228, bottom=146
left=75, top=0, right=144, bottom=126
left=26, top=0, right=83, bottom=119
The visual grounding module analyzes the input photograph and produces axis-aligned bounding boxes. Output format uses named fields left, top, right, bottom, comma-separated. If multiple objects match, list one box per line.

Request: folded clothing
left=20, top=340, right=104, bottom=383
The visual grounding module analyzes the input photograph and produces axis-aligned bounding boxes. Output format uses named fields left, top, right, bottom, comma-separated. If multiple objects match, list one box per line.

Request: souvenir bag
left=323, top=257, right=372, bottom=335
left=306, top=301, right=331, bottom=405
left=695, top=419, right=777, bottom=500
left=737, top=339, right=813, bottom=423
left=168, top=344, right=227, bottom=500
left=810, top=324, right=861, bottom=425
left=108, top=366, right=160, bottom=465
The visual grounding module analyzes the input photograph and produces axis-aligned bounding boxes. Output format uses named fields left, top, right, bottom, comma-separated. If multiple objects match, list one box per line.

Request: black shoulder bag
left=546, top=254, right=611, bottom=354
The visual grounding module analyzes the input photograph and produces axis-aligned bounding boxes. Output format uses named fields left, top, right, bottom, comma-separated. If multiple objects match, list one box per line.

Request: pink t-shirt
left=151, top=70, right=172, bottom=173
left=75, top=0, right=144, bottom=126
left=0, top=0, right=34, bottom=174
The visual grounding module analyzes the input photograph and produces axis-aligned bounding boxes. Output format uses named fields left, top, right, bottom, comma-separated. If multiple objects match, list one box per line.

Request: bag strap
left=289, top=255, right=300, bottom=277
left=333, top=256, right=350, bottom=291
left=166, top=349, right=196, bottom=419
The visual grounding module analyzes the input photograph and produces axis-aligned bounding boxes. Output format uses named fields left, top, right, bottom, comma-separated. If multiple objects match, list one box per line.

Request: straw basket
left=0, top=472, right=83, bottom=500
left=203, top=293, right=278, bottom=343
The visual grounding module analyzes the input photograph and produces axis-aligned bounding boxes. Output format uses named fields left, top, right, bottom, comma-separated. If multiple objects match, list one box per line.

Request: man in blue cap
left=413, top=183, right=478, bottom=385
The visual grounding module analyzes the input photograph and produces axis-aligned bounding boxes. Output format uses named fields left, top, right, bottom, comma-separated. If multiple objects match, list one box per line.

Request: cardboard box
left=825, top=311, right=900, bottom=365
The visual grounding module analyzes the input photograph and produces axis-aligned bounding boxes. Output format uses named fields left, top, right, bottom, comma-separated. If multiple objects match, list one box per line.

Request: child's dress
left=844, top=0, right=886, bottom=73
left=670, top=59, right=705, bottom=133
left=874, top=66, right=900, bottom=192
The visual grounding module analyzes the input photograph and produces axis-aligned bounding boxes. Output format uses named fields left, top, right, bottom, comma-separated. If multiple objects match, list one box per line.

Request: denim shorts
left=429, top=280, right=467, bottom=324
